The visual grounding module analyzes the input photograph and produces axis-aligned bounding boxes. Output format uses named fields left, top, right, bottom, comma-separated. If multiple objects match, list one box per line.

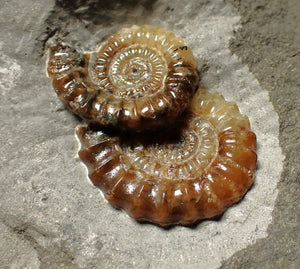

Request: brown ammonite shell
left=47, top=25, right=198, bottom=131
left=76, top=88, right=257, bottom=226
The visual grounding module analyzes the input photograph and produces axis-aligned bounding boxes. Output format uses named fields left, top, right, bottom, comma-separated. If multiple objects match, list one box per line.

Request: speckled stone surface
left=0, top=0, right=298, bottom=268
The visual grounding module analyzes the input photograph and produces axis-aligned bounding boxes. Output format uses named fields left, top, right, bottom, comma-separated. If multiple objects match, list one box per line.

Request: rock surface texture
left=0, top=0, right=298, bottom=268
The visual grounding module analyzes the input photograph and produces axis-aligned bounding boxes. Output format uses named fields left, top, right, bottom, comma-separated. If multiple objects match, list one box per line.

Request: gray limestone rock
left=0, top=0, right=298, bottom=268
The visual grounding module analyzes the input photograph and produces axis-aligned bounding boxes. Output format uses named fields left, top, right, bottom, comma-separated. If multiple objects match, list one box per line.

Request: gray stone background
left=0, top=0, right=299, bottom=268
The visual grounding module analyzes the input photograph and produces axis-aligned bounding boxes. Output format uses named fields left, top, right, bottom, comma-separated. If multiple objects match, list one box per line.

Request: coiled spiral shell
left=77, top=88, right=257, bottom=226
left=47, top=25, right=198, bottom=131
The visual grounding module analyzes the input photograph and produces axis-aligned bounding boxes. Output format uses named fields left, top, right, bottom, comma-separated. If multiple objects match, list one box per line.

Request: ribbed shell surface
left=77, top=89, right=257, bottom=226
left=47, top=25, right=198, bottom=131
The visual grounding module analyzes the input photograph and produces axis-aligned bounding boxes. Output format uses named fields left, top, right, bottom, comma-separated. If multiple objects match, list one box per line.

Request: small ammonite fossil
left=47, top=25, right=198, bottom=131
left=76, top=88, right=257, bottom=226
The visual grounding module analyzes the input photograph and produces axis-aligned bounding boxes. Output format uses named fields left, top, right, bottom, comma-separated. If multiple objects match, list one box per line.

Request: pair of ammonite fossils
left=47, top=25, right=257, bottom=227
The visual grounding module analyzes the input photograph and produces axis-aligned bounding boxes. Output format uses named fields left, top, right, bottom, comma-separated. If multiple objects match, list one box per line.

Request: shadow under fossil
left=85, top=111, right=194, bottom=154
left=119, top=113, right=194, bottom=149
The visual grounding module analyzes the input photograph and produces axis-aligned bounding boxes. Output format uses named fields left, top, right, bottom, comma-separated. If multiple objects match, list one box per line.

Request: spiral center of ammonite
left=108, top=46, right=167, bottom=98
left=117, top=56, right=152, bottom=84
left=89, top=45, right=168, bottom=99
left=123, top=118, right=219, bottom=180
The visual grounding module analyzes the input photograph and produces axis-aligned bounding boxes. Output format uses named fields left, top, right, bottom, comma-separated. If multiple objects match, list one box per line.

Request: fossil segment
left=47, top=25, right=198, bottom=131
left=77, top=89, right=257, bottom=226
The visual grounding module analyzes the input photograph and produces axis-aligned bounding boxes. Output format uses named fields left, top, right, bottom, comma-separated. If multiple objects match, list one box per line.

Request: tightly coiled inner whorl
left=77, top=89, right=257, bottom=226
left=47, top=25, right=198, bottom=131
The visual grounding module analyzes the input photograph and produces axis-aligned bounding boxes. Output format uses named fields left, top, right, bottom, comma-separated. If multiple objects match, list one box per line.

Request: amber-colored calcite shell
left=76, top=89, right=257, bottom=226
left=47, top=25, right=198, bottom=131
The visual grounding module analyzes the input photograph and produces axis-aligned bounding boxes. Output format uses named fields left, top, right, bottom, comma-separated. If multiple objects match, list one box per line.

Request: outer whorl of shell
left=77, top=88, right=257, bottom=226
left=47, top=25, right=198, bottom=131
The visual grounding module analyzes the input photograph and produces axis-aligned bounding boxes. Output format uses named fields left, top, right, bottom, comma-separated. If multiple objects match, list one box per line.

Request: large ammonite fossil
left=77, top=88, right=257, bottom=226
left=47, top=25, right=198, bottom=131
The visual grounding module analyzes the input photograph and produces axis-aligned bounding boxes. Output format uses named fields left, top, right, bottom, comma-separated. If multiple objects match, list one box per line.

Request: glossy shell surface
left=47, top=25, right=198, bottom=131
left=77, top=89, right=257, bottom=226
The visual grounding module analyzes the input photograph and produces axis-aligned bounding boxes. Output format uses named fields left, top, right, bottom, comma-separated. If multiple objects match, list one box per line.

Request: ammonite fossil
left=77, top=88, right=257, bottom=226
left=47, top=25, right=198, bottom=131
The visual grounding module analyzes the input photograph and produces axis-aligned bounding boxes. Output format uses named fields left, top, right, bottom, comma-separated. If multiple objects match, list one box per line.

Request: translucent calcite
left=47, top=25, right=198, bottom=131
left=76, top=88, right=257, bottom=226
